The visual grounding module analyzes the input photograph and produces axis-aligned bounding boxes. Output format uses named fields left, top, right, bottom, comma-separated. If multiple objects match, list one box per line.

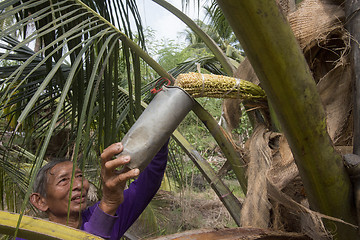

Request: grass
left=126, top=185, right=241, bottom=239
left=125, top=154, right=245, bottom=239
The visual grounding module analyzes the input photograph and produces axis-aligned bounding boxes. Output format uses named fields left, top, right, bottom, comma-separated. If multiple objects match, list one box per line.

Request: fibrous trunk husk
left=240, top=125, right=272, bottom=228
left=150, top=227, right=310, bottom=240
left=228, top=0, right=355, bottom=239
left=224, top=0, right=350, bottom=140
left=241, top=125, right=333, bottom=239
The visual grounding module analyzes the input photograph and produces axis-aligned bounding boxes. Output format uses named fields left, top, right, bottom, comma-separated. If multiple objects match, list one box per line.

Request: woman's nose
left=72, top=177, right=89, bottom=193
left=72, top=177, right=83, bottom=190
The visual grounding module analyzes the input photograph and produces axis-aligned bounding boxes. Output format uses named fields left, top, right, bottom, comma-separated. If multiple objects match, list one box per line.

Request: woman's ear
left=30, top=193, right=48, bottom=212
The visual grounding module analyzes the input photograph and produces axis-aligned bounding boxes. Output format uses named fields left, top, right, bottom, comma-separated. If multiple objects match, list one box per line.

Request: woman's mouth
left=71, top=194, right=87, bottom=204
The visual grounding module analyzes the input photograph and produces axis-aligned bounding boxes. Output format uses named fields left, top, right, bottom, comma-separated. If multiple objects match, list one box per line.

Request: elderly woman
left=18, top=141, right=168, bottom=240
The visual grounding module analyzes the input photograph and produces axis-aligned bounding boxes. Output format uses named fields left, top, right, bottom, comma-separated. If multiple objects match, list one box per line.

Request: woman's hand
left=99, top=142, right=140, bottom=215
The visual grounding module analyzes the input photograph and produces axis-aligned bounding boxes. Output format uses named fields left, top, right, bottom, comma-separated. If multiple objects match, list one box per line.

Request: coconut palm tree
left=2, top=0, right=359, bottom=240
left=215, top=1, right=359, bottom=240
left=0, top=0, right=248, bottom=238
left=159, top=0, right=360, bottom=239
left=0, top=0, right=174, bottom=238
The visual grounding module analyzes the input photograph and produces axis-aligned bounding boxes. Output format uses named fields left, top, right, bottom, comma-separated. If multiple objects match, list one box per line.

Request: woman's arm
left=82, top=141, right=168, bottom=239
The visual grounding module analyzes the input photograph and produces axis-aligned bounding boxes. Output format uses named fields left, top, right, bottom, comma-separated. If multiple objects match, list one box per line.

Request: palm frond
left=0, top=0, right=172, bottom=219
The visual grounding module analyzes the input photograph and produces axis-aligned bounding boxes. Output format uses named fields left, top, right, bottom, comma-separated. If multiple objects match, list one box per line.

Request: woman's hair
left=33, top=158, right=71, bottom=197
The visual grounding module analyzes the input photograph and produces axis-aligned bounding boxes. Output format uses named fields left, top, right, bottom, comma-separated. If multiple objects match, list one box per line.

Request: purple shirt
left=16, top=143, right=168, bottom=240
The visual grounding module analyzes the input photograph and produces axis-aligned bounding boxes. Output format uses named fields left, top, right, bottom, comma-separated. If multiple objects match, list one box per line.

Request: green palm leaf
left=0, top=1, right=172, bottom=236
left=0, top=0, right=251, bottom=238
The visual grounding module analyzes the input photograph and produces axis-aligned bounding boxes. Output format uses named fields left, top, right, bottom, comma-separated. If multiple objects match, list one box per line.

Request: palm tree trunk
left=345, top=0, right=360, bottom=231
left=216, top=1, right=358, bottom=239
left=345, top=0, right=360, bottom=154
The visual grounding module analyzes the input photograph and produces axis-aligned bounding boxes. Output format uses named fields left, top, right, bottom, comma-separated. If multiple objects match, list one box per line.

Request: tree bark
left=216, top=0, right=358, bottom=239
left=345, top=0, right=360, bottom=232
left=345, top=0, right=360, bottom=155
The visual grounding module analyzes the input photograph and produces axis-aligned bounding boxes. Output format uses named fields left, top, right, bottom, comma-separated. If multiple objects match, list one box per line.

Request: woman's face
left=44, top=161, right=89, bottom=219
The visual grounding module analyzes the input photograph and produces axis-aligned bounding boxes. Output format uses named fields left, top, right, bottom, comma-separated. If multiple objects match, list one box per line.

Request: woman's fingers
left=105, top=168, right=140, bottom=189
left=101, top=142, right=123, bottom=163
left=104, top=155, right=130, bottom=173
left=101, top=142, right=140, bottom=192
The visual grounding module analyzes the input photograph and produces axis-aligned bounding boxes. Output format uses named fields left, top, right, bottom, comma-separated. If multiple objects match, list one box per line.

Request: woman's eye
left=59, top=178, right=68, bottom=184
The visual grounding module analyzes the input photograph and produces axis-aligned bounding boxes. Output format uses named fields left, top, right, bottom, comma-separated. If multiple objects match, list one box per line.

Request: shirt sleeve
left=81, top=141, right=169, bottom=240
left=82, top=202, right=118, bottom=239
